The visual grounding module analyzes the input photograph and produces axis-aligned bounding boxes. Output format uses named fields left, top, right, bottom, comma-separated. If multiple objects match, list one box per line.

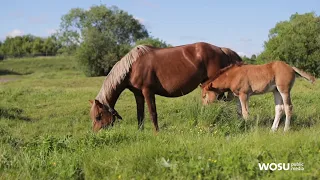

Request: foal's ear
left=94, top=99, right=104, bottom=109
left=204, top=82, right=213, bottom=90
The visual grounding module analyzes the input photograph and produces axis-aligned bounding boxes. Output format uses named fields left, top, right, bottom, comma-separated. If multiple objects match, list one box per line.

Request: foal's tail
left=292, top=67, right=316, bottom=84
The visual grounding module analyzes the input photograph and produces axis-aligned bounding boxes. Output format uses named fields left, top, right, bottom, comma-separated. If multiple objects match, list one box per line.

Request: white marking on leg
left=239, top=94, right=249, bottom=120
left=271, top=91, right=284, bottom=131
left=279, top=92, right=293, bottom=132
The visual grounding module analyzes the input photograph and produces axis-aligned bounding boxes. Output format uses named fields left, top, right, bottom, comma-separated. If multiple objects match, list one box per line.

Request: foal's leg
left=271, top=90, right=284, bottom=132
left=239, top=93, right=249, bottom=120
left=279, top=91, right=293, bottom=132
left=134, top=94, right=145, bottom=130
left=142, top=88, right=159, bottom=132
left=226, top=90, right=235, bottom=101
left=236, top=97, right=242, bottom=116
left=277, top=83, right=293, bottom=132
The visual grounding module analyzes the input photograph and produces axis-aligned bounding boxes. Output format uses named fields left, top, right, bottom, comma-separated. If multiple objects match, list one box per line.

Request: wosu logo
left=258, top=162, right=304, bottom=171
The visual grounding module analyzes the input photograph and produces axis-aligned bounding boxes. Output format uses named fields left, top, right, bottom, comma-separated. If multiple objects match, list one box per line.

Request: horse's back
left=129, top=42, right=224, bottom=97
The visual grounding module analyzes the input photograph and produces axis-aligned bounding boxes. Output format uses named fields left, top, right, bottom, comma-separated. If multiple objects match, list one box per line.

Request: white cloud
left=7, top=29, right=24, bottom=37
left=134, top=16, right=145, bottom=24
left=237, top=51, right=249, bottom=57
left=46, top=29, right=57, bottom=35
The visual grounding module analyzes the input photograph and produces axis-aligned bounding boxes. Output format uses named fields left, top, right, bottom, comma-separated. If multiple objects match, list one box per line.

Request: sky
left=1, top=0, right=319, bottom=57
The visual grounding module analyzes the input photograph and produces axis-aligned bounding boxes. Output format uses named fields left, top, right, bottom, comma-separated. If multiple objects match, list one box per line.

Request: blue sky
left=1, top=0, right=319, bottom=56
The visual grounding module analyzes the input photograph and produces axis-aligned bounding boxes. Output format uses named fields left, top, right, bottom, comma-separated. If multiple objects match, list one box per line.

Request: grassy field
left=0, top=56, right=319, bottom=179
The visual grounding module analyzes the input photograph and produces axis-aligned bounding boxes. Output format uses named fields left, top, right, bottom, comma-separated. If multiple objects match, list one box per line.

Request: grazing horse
left=202, top=61, right=316, bottom=131
left=89, top=42, right=242, bottom=133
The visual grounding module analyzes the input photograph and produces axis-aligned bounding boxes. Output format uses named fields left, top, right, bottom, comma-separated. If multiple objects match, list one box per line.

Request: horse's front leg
left=142, top=88, right=159, bottom=133
left=134, top=93, right=145, bottom=130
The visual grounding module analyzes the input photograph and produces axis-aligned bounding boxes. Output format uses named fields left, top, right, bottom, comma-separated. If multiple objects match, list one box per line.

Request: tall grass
left=0, top=57, right=319, bottom=179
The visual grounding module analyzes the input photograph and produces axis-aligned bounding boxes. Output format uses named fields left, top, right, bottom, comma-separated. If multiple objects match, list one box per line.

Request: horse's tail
left=292, top=66, right=316, bottom=84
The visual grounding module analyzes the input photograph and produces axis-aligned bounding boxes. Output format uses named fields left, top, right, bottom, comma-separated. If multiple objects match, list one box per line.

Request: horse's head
left=89, top=100, right=122, bottom=132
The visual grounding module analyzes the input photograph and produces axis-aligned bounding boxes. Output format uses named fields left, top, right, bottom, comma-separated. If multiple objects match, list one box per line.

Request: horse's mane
left=96, top=45, right=152, bottom=103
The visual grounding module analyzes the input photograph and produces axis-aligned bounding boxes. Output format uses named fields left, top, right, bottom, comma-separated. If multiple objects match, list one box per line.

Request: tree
left=43, top=36, right=61, bottom=56
left=250, top=54, right=256, bottom=61
left=135, top=37, right=172, bottom=48
left=257, top=12, right=320, bottom=76
left=241, top=55, right=256, bottom=64
left=0, top=35, right=62, bottom=58
left=32, top=37, right=44, bottom=55
left=58, top=5, right=149, bottom=76
left=0, top=41, right=3, bottom=60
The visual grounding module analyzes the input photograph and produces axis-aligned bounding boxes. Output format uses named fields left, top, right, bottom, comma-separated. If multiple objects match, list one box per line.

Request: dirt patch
left=0, top=78, right=19, bottom=83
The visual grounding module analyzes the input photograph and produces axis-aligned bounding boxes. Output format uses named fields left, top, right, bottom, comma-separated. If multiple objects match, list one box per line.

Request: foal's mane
left=200, top=61, right=245, bottom=89
left=219, top=61, right=245, bottom=75
left=96, top=45, right=152, bottom=103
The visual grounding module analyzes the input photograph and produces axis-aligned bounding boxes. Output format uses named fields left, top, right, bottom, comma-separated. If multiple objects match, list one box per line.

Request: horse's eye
left=95, top=113, right=102, bottom=121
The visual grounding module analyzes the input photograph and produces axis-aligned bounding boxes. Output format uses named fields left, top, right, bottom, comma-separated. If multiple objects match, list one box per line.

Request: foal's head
left=89, top=100, right=122, bottom=132
left=201, top=83, right=223, bottom=105
left=201, top=82, right=232, bottom=105
left=202, top=87, right=218, bottom=105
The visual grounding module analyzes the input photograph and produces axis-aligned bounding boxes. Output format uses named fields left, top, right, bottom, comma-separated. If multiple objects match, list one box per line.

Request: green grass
left=0, top=56, right=319, bottom=179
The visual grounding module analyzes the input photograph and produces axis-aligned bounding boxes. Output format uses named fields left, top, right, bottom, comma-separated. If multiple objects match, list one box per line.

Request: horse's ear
left=116, top=113, right=123, bottom=120
left=114, top=111, right=123, bottom=120
left=94, top=99, right=104, bottom=109
left=89, top=100, right=94, bottom=105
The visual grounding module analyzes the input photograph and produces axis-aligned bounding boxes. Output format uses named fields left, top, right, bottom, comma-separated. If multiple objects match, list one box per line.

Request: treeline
left=56, top=5, right=171, bottom=76
left=0, top=35, right=61, bottom=59
left=1, top=5, right=319, bottom=77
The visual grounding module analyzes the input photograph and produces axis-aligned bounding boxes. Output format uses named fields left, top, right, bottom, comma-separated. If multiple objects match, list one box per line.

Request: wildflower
left=52, top=162, right=56, bottom=166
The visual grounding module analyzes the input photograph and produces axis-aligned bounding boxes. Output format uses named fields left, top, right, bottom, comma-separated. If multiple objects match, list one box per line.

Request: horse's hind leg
left=278, top=88, right=293, bottom=132
left=271, top=90, right=284, bottom=132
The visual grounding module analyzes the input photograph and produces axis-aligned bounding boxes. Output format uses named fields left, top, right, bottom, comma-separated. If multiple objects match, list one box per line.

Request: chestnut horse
left=202, top=61, right=316, bottom=131
left=89, top=42, right=242, bottom=132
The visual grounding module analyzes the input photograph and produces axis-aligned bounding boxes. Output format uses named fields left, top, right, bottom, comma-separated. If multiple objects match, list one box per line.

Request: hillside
left=0, top=57, right=319, bottom=179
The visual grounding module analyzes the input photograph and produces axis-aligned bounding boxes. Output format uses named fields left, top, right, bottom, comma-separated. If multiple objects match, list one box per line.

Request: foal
left=202, top=61, right=315, bottom=131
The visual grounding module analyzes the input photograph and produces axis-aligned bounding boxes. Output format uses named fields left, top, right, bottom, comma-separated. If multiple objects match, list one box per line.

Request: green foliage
left=0, top=41, right=3, bottom=61
left=0, top=35, right=61, bottom=58
left=257, top=12, right=320, bottom=76
left=57, top=5, right=149, bottom=76
left=1, top=56, right=320, bottom=179
left=241, top=55, right=257, bottom=64
left=135, top=37, right=172, bottom=48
